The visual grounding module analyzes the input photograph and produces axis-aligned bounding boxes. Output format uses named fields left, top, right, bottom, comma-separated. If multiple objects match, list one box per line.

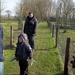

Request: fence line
left=48, top=21, right=75, bottom=75
left=64, top=38, right=70, bottom=75
left=68, top=39, right=75, bottom=75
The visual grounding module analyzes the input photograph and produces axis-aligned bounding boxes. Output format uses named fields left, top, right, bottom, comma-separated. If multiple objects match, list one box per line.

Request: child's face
left=18, top=36, right=23, bottom=43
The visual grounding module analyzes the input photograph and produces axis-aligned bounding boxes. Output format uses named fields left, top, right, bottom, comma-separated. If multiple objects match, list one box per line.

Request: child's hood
left=18, top=33, right=27, bottom=42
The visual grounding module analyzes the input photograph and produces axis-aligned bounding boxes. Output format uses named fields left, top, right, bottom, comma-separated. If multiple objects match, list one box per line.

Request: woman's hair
left=28, top=12, right=33, bottom=15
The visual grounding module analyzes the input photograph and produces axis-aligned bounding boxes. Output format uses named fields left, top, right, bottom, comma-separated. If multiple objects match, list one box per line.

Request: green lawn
left=3, top=21, right=63, bottom=75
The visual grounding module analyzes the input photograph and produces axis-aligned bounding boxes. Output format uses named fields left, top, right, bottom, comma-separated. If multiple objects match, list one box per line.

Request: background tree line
left=15, top=0, right=57, bottom=21
left=56, top=0, right=75, bottom=32
left=0, top=0, right=75, bottom=25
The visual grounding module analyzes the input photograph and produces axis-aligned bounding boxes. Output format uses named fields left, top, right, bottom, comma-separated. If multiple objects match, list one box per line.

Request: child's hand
left=30, top=59, right=35, bottom=66
left=30, top=58, right=33, bottom=61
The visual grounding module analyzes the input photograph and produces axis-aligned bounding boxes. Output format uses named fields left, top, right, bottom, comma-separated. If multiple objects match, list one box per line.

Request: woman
left=24, top=12, right=38, bottom=51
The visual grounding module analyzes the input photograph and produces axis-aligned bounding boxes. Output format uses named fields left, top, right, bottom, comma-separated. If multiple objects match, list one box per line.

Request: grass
left=2, top=21, right=63, bottom=75
left=29, top=22, right=63, bottom=75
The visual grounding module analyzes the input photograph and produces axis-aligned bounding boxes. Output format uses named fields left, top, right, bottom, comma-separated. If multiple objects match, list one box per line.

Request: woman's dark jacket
left=24, top=16, right=38, bottom=35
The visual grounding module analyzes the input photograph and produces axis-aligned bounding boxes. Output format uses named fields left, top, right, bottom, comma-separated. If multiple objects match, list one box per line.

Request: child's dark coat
left=15, top=33, right=32, bottom=75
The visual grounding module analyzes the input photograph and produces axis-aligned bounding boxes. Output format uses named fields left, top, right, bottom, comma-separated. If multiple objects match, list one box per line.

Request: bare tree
left=5, top=10, right=11, bottom=20
left=14, top=0, right=24, bottom=29
left=0, top=0, right=5, bottom=22
left=57, top=0, right=74, bottom=32
left=31, top=0, right=56, bottom=21
left=15, top=0, right=57, bottom=21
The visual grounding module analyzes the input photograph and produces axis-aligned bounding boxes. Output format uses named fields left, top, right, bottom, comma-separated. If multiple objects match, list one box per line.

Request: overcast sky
left=2, top=0, right=18, bottom=16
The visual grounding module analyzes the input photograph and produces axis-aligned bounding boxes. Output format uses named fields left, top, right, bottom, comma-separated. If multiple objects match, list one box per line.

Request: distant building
left=50, top=17, right=56, bottom=22
left=2, top=15, right=17, bottom=20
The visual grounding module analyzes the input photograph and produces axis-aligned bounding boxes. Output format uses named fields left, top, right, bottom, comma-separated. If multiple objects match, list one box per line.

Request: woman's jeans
left=0, top=62, right=4, bottom=75
left=27, top=35, right=34, bottom=50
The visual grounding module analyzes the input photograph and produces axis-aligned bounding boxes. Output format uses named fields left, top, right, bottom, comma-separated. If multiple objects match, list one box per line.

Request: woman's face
left=29, top=13, right=33, bottom=18
left=18, top=36, right=23, bottom=43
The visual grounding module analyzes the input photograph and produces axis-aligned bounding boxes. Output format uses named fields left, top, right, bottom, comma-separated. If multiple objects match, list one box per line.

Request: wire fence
left=48, top=21, right=75, bottom=75
left=68, top=40, right=75, bottom=75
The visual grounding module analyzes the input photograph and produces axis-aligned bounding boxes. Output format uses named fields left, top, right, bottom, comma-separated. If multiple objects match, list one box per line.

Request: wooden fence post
left=55, top=27, right=58, bottom=47
left=64, top=38, right=70, bottom=75
left=50, top=24, right=52, bottom=33
left=52, top=25, right=54, bottom=38
left=49, top=23, right=51, bottom=32
left=21, top=23, right=24, bottom=33
left=10, top=26, right=13, bottom=46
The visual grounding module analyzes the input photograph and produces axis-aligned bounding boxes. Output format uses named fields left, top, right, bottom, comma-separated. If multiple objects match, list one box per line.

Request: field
left=2, top=21, right=63, bottom=75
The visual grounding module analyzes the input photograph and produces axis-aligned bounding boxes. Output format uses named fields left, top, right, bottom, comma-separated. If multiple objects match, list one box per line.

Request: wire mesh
left=68, top=40, right=75, bottom=75
left=53, top=25, right=75, bottom=75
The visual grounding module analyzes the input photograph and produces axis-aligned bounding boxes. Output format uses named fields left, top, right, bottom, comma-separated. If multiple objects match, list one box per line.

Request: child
left=0, top=24, right=5, bottom=75
left=15, top=33, right=33, bottom=75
